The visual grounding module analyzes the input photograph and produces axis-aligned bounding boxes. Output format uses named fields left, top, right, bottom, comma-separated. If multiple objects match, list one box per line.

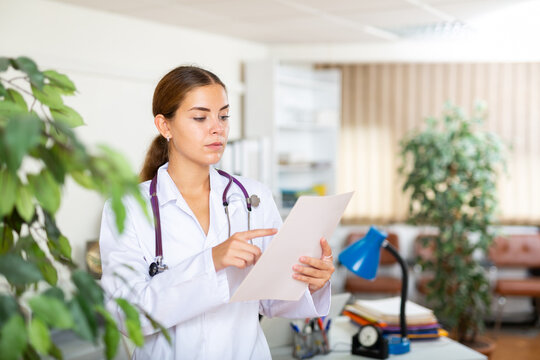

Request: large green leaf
left=111, top=190, right=126, bottom=234
left=1, top=113, right=42, bottom=172
left=0, top=314, right=28, bottom=360
left=72, top=270, right=103, bottom=305
left=43, top=210, right=61, bottom=240
left=71, top=170, right=96, bottom=190
left=31, top=84, right=63, bottom=109
left=0, top=57, right=9, bottom=72
left=0, top=295, right=18, bottom=328
left=116, top=298, right=143, bottom=346
left=28, top=170, right=61, bottom=214
left=38, top=261, right=58, bottom=286
left=68, top=297, right=94, bottom=342
left=0, top=168, right=17, bottom=216
left=23, top=238, right=47, bottom=258
left=15, top=184, right=35, bottom=222
left=0, top=100, right=26, bottom=121
left=11, top=57, right=44, bottom=89
left=28, top=295, right=74, bottom=329
left=6, top=89, right=28, bottom=110
left=43, top=70, right=76, bottom=95
left=48, top=343, right=63, bottom=360
left=28, top=317, right=51, bottom=354
left=0, top=83, right=7, bottom=97
left=43, top=287, right=65, bottom=302
left=103, top=320, right=120, bottom=360
left=58, top=235, right=72, bottom=259
left=23, top=337, right=42, bottom=360
left=50, top=105, right=85, bottom=128
left=0, top=254, right=42, bottom=285
left=37, top=145, right=66, bottom=184
left=0, top=224, right=14, bottom=254
left=96, top=306, right=120, bottom=360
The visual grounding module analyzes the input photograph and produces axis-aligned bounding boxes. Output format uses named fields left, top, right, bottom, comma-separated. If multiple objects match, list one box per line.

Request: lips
left=206, top=142, right=224, bottom=149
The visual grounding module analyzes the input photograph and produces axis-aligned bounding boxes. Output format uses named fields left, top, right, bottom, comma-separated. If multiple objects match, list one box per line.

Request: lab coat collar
left=209, top=166, right=226, bottom=199
left=156, top=163, right=181, bottom=206
left=155, top=163, right=244, bottom=212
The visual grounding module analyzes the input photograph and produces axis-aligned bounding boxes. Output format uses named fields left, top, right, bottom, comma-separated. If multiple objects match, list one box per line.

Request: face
left=158, top=84, right=230, bottom=167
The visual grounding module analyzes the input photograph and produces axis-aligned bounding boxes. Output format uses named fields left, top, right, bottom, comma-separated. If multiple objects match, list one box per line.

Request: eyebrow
left=188, top=104, right=229, bottom=112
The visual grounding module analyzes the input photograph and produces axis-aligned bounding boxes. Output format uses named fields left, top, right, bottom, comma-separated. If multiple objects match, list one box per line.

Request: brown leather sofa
left=342, top=232, right=402, bottom=295
left=488, top=234, right=540, bottom=329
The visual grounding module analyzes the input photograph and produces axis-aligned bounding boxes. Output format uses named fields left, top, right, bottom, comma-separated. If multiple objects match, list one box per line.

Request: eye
left=193, top=117, right=206, bottom=121
left=220, top=115, right=230, bottom=121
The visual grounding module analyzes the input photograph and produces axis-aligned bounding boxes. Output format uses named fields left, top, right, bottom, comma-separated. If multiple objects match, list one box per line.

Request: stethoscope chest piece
left=149, top=255, right=168, bottom=277
left=149, top=262, right=159, bottom=277
left=248, top=194, right=261, bottom=207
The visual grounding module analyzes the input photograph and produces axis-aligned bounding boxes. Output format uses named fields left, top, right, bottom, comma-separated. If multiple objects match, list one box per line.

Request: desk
left=270, top=317, right=486, bottom=360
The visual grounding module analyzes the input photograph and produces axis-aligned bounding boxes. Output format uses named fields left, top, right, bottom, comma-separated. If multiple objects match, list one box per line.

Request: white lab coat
left=99, top=163, right=331, bottom=360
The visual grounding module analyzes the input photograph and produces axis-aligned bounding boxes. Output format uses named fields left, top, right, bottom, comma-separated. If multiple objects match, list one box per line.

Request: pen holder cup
left=313, top=329, right=331, bottom=355
left=292, top=329, right=330, bottom=359
left=292, top=331, right=315, bottom=359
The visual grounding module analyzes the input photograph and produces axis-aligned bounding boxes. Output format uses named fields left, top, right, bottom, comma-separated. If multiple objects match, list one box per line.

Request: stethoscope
left=148, top=169, right=261, bottom=277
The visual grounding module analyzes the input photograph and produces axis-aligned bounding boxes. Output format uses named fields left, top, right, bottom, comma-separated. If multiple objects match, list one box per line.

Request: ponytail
left=140, top=135, right=168, bottom=181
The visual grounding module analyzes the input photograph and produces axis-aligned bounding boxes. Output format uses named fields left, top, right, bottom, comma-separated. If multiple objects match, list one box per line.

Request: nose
left=210, top=115, right=226, bottom=134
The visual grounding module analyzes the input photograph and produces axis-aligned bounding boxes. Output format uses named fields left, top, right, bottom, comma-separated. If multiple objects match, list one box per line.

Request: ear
left=154, top=114, right=171, bottom=139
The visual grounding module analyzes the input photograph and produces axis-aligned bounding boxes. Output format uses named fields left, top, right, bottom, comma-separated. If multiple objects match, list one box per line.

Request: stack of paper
left=343, top=297, right=445, bottom=340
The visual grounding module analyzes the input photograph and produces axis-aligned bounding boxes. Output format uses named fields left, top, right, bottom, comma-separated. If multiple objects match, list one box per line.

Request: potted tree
left=0, top=56, right=168, bottom=359
left=399, top=103, right=506, bottom=354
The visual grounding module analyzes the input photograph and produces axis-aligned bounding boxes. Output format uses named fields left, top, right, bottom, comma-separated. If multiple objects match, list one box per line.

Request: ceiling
left=51, top=0, right=534, bottom=43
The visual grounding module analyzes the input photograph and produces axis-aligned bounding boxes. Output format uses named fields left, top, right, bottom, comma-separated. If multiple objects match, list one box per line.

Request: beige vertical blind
left=338, top=63, right=540, bottom=225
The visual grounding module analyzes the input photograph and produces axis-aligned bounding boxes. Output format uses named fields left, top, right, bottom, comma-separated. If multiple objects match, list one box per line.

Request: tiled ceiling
left=50, top=0, right=533, bottom=43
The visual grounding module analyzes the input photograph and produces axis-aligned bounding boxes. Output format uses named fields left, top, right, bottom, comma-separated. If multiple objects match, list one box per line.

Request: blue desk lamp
left=339, top=226, right=410, bottom=356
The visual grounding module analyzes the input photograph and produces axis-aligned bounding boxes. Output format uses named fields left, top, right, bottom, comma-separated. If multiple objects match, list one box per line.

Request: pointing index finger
left=238, top=228, right=278, bottom=241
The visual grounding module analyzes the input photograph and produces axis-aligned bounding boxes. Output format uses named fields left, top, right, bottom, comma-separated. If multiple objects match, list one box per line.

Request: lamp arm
left=382, top=240, right=409, bottom=340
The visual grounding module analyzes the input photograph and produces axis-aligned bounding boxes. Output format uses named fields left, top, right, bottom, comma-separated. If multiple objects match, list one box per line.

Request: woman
left=99, top=66, right=334, bottom=359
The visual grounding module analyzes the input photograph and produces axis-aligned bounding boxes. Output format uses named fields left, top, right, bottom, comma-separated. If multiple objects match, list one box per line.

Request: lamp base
left=387, top=336, right=410, bottom=355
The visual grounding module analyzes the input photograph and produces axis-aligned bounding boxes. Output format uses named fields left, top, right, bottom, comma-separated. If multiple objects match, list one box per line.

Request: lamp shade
left=338, top=226, right=387, bottom=280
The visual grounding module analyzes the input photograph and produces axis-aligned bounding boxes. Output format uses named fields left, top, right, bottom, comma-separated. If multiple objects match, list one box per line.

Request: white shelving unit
left=244, top=60, right=341, bottom=217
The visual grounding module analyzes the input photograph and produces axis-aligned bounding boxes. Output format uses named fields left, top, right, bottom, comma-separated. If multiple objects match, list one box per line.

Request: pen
left=290, top=323, right=301, bottom=333
left=325, top=318, right=332, bottom=331
left=317, top=317, right=329, bottom=352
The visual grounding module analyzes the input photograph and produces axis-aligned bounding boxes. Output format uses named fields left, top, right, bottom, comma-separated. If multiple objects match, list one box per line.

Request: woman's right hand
left=212, top=228, right=277, bottom=272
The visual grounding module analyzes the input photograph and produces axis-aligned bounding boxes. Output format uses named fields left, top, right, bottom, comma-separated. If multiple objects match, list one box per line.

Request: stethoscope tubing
left=148, top=169, right=257, bottom=276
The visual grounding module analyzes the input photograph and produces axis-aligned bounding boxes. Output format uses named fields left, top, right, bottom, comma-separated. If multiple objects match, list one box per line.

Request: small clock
left=352, top=324, right=389, bottom=359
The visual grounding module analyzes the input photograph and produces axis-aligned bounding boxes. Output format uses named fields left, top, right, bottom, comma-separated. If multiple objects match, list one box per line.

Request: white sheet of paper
left=229, top=192, right=354, bottom=302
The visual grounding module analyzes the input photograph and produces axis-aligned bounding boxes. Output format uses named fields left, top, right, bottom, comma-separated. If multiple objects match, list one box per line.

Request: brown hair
left=139, top=66, right=226, bottom=181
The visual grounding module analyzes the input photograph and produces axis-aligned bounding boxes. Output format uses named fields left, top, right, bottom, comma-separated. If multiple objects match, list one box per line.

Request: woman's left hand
left=292, top=237, right=335, bottom=293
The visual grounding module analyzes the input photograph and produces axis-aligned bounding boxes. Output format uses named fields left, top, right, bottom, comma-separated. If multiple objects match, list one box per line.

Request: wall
left=0, top=0, right=268, bottom=267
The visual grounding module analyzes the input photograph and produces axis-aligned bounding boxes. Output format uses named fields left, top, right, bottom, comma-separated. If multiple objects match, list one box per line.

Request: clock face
left=359, top=325, right=379, bottom=347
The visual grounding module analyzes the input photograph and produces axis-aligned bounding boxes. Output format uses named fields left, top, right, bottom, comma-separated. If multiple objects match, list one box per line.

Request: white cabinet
left=244, top=60, right=341, bottom=216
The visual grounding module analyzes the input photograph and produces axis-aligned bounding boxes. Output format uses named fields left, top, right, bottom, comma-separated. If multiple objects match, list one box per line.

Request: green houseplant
left=0, top=56, right=168, bottom=359
left=399, top=103, right=506, bottom=346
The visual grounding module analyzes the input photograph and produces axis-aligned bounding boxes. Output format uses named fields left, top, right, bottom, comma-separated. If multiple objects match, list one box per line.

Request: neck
left=166, top=156, right=211, bottom=196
